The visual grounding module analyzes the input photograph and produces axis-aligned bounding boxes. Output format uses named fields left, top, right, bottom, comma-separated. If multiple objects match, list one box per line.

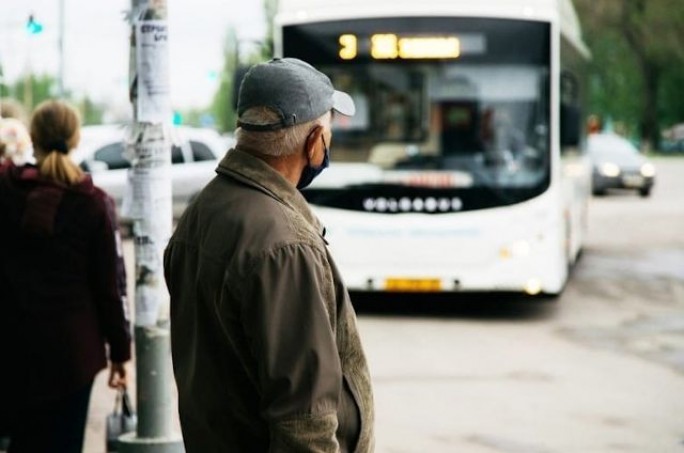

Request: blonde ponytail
left=38, top=150, right=84, bottom=186
left=30, top=99, right=83, bottom=186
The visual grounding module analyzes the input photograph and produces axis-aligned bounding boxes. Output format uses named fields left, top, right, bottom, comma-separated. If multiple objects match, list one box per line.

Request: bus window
left=560, top=71, right=581, bottom=150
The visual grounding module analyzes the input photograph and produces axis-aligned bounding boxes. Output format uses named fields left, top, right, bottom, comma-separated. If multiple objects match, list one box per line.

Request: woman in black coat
left=0, top=100, right=131, bottom=453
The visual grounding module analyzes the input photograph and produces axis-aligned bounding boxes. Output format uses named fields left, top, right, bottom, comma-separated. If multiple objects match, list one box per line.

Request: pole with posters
left=118, top=0, right=183, bottom=451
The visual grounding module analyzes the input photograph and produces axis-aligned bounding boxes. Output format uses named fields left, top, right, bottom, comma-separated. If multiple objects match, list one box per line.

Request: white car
left=74, top=124, right=232, bottom=220
left=587, top=132, right=655, bottom=197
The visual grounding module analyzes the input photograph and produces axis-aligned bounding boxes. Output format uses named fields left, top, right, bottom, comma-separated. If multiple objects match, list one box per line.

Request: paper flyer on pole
left=135, top=20, right=170, bottom=123
left=134, top=238, right=167, bottom=327
left=121, top=165, right=172, bottom=221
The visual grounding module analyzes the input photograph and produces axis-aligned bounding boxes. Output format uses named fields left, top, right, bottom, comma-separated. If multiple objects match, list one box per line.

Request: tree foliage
left=0, top=73, right=104, bottom=126
left=574, top=0, right=684, bottom=148
left=584, top=27, right=642, bottom=137
left=78, top=96, right=105, bottom=125
left=210, top=0, right=278, bottom=133
left=6, top=73, right=57, bottom=114
left=263, top=0, right=278, bottom=59
left=210, top=27, right=239, bottom=133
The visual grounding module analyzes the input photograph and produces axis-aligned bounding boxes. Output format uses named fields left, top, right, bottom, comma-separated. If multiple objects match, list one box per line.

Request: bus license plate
left=385, top=278, right=442, bottom=292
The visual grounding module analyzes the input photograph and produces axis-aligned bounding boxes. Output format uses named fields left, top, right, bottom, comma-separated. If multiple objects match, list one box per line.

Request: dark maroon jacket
left=0, top=163, right=131, bottom=404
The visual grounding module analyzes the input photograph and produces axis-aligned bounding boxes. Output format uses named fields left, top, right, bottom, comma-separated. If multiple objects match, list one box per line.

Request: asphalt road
left=84, top=157, right=684, bottom=453
left=352, top=157, right=684, bottom=453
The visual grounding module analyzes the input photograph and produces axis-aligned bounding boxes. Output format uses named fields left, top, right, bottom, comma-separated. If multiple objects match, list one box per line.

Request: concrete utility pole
left=118, top=0, right=183, bottom=451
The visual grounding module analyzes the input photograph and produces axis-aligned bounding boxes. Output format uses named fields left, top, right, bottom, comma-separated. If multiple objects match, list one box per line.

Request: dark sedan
left=588, top=133, right=656, bottom=197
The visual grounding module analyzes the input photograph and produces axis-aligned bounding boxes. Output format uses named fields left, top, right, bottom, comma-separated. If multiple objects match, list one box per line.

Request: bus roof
left=277, top=0, right=589, bottom=58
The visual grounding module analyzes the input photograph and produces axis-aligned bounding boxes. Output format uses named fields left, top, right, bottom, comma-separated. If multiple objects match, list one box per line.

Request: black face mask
left=297, top=135, right=330, bottom=190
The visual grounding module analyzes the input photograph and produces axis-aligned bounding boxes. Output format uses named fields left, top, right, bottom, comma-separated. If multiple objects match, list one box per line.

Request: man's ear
left=305, top=125, right=324, bottom=159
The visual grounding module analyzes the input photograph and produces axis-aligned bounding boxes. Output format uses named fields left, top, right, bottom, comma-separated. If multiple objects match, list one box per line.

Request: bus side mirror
left=560, top=104, right=581, bottom=147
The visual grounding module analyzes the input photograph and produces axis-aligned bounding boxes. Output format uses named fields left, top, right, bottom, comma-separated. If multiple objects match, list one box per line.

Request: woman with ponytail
left=0, top=100, right=131, bottom=452
left=30, top=100, right=84, bottom=185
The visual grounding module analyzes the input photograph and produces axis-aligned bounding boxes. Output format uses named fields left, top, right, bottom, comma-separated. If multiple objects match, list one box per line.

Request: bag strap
left=121, top=388, right=135, bottom=417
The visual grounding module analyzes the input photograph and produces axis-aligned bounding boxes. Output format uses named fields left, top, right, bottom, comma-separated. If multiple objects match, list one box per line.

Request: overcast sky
left=1, top=0, right=266, bottom=111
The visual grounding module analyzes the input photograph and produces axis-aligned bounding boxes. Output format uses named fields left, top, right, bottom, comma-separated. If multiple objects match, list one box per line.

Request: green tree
left=79, top=96, right=105, bottom=125
left=659, top=65, right=684, bottom=129
left=9, top=73, right=57, bottom=113
left=4, top=74, right=106, bottom=126
left=210, top=27, right=239, bottom=133
left=210, top=1, right=278, bottom=132
left=575, top=0, right=684, bottom=149
left=263, top=0, right=278, bottom=59
left=584, top=29, right=642, bottom=136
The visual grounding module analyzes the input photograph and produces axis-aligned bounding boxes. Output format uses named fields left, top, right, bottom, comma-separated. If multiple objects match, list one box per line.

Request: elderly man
left=164, top=58, right=375, bottom=452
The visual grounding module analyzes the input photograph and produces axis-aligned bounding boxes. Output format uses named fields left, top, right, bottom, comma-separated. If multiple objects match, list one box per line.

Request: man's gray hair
left=235, top=107, right=331, bottom=157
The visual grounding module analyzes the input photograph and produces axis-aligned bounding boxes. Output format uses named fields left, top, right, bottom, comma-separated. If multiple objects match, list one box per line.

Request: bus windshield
left=283, top=17, right=551, bottom=213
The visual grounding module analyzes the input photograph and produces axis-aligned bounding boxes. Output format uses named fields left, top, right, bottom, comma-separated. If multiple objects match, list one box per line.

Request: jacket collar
left=216, top=148, right=324, bottom=234
left=9, top=163, right=96, bottom=195
left=3, top=164, right=97, bottom=236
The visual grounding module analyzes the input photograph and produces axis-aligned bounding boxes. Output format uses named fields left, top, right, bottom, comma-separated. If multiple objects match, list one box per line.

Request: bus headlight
left=599, top=162, right=620, bottom=177
left=640, top=163, right=656, bottom=177
left=524, top=278, right=543, bottom=295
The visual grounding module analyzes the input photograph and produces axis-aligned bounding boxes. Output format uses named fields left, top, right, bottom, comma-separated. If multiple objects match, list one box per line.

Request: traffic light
left=26, top=14, right=43, bottom=35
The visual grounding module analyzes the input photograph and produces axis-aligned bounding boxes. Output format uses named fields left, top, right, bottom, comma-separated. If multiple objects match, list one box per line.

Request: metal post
left=58, top=0, right=65, bottom=97
left=23, top=40, right=31, bottom=113
left=118, top=0, right=183, bottom=451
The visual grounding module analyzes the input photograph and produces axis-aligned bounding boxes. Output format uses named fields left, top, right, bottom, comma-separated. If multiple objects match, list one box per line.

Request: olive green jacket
left=164, top=149, right=374, bottom=452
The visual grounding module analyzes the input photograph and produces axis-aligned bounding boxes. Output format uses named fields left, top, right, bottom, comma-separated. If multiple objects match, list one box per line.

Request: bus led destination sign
left=339, top=33, right=462, bottom=60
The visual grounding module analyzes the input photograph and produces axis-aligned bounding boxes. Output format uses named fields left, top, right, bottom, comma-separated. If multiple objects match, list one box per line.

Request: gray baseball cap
left=237, top=58, right=355, bottom=131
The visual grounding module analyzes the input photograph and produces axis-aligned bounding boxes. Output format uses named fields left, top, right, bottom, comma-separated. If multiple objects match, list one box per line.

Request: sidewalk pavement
left=1, top=241, right=180, bottom=453
left=84, top=366, right=136, bottom=453
left=84, top=239, right=181, bottom=453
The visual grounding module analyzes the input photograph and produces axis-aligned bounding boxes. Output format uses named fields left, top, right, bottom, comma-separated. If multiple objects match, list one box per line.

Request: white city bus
left=275, top=0, right=591, bottom=295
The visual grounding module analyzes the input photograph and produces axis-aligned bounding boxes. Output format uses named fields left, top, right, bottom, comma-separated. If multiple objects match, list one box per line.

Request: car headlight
left=599, top=162, right=620, bottom=177
left=640, top=163, right=656, bottom=177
